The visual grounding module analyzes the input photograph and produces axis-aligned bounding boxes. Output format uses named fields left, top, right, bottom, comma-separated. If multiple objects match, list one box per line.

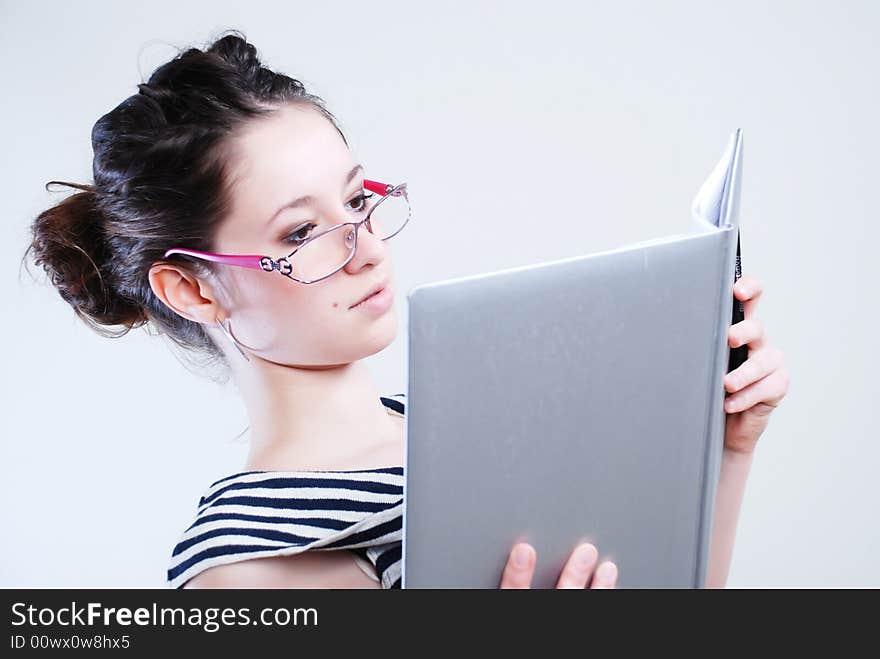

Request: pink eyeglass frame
left=163, top=178, right=408, bottom=284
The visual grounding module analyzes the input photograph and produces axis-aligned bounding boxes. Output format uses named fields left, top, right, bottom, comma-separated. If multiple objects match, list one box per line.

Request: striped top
left=167, top=393, right=406, bottom=589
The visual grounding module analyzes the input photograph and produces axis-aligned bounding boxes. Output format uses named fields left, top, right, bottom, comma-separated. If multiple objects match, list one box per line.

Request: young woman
left=24, top=30, right=789, bottom=590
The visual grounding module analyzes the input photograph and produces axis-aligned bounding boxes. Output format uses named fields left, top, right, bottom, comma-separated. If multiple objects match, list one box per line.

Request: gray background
left=2, top=0, right=876, bottom=587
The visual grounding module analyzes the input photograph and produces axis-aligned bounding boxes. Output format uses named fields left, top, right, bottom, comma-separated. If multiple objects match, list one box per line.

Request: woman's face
left=209, top=103, right=398, bottom=366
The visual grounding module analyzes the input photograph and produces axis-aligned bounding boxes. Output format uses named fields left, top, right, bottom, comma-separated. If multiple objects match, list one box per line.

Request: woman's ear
left=148, top=263, right=226, bottom=325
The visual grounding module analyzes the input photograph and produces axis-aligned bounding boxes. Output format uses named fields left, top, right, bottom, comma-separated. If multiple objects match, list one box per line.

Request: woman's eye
left=349, top=191, right=375, bottom=212
left=282, top=192, right=375, bottom=245
left=283, top=223, right=317, bottom=246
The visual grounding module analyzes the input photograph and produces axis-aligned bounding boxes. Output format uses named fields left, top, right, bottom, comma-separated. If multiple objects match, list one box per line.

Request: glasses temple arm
left=363, top=179, right=393, bottom=196
left=163, top=248, right=265, bottom=270
left=163, top=179, right=397, bottom=268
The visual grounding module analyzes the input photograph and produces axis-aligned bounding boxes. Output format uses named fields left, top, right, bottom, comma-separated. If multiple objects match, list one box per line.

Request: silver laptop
left=401, top=129, right=744, bottom=588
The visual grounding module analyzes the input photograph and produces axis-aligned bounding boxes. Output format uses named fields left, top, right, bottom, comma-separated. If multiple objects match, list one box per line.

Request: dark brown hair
left=22, top=28, right=347, bottom=375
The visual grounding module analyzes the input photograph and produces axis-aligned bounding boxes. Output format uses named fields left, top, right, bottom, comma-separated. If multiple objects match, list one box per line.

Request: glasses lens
left=289, top=224, right=356, bottom=283
left=287, top=187, right=411, bottom=282
left=367, top=188, right=411, bottom=240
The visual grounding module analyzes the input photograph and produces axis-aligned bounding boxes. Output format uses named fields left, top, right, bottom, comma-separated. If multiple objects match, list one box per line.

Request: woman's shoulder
left=167, top=395, right=407, bottom=589
left=168, top=467, right=404, bottom=588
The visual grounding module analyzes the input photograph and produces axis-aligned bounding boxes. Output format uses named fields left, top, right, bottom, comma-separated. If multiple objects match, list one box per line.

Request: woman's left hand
left=722, top=274, right=790, bottom=455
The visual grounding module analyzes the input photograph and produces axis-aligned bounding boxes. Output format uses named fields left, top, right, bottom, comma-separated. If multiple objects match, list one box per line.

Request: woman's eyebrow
left=343, top=163, right=364, bottom=187
left=265, top=163, right=364, bottom=227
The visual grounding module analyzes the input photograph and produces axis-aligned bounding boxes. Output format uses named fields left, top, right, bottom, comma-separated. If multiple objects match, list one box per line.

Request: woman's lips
left=350, top=285, right=394, bottom=313
left=350, top=280, right=390, bottom=308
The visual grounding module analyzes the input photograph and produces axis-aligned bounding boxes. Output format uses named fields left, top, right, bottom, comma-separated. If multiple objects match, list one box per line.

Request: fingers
left=501, top=542, right=620, bottom=589
left=728, top=317, right=767, bottom=352
left=733, top=275, right=763, bottom=320
left=499, top=543, right=535, bottom=589
left=590, top=561, right=619, bottom=588
left=724, top=346, right=784, bottom=395
left=555, top=543, right=619, bottom=589
left=556, top=543, right=599, bottom=588
left=725, top=365, right=790, bottom=414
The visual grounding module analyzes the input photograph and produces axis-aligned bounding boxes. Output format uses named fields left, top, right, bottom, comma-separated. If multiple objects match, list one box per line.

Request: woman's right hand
left=499, top=541, right=618, bottom=588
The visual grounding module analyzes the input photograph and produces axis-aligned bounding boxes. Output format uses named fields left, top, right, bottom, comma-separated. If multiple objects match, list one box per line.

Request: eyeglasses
left=163, top=178, right=410, bottom=284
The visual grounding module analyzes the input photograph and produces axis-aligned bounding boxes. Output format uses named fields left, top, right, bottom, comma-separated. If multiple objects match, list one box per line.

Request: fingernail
left=600, top=562, right=618, bottom=583
left=578, top=544, right=597, bottom=568
left=513, top=545, right=530, bottom=568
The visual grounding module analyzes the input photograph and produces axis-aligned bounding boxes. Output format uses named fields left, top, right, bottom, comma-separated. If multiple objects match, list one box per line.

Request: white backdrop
left=2, top=0, right=877, bottom=587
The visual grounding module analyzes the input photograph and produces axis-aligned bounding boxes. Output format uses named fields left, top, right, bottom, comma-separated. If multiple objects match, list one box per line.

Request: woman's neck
left=233, top=358, right=403, bottom=472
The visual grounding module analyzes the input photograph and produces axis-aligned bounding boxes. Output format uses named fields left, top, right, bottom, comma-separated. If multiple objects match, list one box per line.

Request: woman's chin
left=358, top=312, right=398, bottom=355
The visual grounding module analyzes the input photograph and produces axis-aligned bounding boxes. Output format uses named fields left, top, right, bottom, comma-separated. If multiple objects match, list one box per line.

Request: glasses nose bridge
left=345, top=208, right=390, bottom=264
left=352, top=208, right=380, bottom=238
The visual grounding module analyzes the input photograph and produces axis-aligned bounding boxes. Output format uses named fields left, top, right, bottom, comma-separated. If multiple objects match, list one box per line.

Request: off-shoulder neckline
left=208, top=465, right=404, bottom=489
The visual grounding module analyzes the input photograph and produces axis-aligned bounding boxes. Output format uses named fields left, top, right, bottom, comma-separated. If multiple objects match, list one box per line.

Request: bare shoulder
left=182, top=550, right=381, bottom=589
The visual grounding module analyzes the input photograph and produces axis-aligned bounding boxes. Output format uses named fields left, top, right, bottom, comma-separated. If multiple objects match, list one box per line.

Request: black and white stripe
left=167, top=393, right=406, bottom=589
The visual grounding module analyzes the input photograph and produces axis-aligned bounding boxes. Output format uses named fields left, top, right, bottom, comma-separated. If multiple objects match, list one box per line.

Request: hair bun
left=25, top=182, right=145, bottom=335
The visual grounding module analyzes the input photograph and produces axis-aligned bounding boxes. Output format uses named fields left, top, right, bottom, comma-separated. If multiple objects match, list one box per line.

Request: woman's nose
left=344, top=220, right=388, bottom=272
